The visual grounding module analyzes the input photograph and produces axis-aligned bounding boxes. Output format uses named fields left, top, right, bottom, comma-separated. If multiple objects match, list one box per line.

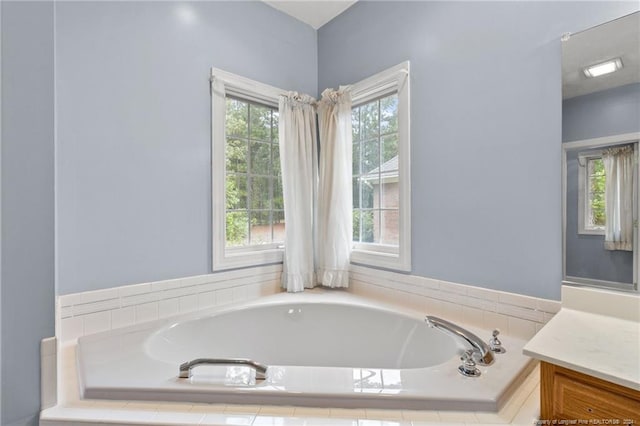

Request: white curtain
left=316, top=88, right=353, bottom=288
left=278, top=92, right=318, bottom=292
left=603, top=145, right=634, bottom=251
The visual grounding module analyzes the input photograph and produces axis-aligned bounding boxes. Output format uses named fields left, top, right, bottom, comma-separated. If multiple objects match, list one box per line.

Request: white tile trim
left=57, top=264, right=283, bottom=342
left=41, top=337, right=57, bottom=410
left=48, top=266, right=548, bottom=425
left=349, top=264, right=560, bottom=339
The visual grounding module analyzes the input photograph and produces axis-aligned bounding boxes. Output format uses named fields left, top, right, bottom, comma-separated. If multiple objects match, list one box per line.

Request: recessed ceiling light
left=583, top=58, right=623, bottom=78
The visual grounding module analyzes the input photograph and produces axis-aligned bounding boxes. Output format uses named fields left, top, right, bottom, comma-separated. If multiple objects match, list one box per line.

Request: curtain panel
left=316, top=88, right=353, bottom=288
left=603, top=145, right=634, bottom=251
left=278, top=93, right=318, bottom=292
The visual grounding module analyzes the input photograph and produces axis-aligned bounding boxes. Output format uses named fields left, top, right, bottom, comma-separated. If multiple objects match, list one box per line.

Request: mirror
left=562, top=11, right=640, bottom=292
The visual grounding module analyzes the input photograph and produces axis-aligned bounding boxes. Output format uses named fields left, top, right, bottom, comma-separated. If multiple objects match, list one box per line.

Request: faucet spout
left=425, top=316, right=495, bottom=365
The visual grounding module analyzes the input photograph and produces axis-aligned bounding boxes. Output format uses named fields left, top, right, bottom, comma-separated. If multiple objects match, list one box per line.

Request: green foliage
left=225, top=177, right=247, bottom=246
left=226, top=99, right=248, bottom=138
left=380, top=95, right=398, bottom=135
left=226, top=139, right=247, bottom=173
left=225, top=213, right=247, bottom=246
left=360, top=101, right=379, bottom=139
left=353, top=209, right=374, bottom=243
left=382, top=135, right=398, bottom=164
left=249, top=105, right=272, bottom=141
left=224, top=97, right=283, bottom=246
left=589, top=158, right=606, bottom=227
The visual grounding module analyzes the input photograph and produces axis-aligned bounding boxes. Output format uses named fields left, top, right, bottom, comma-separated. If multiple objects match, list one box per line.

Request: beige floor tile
left=258, top=405, right=297, bottom=416
left=294, top=407, right=332, bottom=417
left=330, top=408, right=367, bottom=419
left=225, top=404, right=261, bottom=414
left=190, top=403, right=227, bottom=413
left=402, top=410, right=441, bottom=422
left=365, top=408, right=404, bottom=420
left=437, top=411, right=478, bottom=422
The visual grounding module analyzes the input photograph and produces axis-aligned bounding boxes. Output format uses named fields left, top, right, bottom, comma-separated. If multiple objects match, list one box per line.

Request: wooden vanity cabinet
left=541, top=362, right=640, bottom=424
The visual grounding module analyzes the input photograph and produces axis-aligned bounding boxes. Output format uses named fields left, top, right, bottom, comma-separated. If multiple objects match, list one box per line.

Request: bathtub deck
left=39, top=343, right=540, bottom=426
left=74, top=292, right=536, bottom=411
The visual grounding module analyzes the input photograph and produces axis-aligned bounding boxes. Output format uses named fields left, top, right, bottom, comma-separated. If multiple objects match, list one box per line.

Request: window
left=352, top=94, right=399, bottom=246
left=350, top=62, right=411, bottom=271
left=578, top=153, right=606, bottom=235
left=211, top=69, right=285, bottom=270
left=225, top=98, right=284, bottom=248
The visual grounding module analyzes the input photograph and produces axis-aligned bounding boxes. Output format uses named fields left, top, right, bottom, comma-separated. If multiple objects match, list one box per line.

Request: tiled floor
left=39, top=343, right=541, bottom=426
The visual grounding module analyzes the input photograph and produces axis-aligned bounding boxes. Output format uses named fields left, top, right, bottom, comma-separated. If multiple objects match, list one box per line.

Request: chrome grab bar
left=179, top=358, right=268, bottom=380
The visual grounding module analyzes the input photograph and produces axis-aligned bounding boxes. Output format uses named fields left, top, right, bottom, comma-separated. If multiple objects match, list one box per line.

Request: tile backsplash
left=561, top=284, right=640, bottom=322
left=57, top=262, right=561, bottom=342
left=57, top=264, right=283, bottom=342
left=51, top=263, right=555, bottom=426
left=348, top=264, right=560, bottom=339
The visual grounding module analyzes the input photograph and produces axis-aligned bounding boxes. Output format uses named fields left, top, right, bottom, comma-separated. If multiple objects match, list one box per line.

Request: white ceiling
left=562, top=11, right=640, bottom=99
left=263, top=0, right=357, bottom=30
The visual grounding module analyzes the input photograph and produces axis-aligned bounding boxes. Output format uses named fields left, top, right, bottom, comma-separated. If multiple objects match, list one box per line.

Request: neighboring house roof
left=361, top=155, right=398, bottom=183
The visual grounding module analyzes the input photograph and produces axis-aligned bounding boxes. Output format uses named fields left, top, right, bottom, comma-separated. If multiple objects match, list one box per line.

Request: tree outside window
left=225, top=97, right=284, bottom=248
left=352, top=94, right=399, bottom=246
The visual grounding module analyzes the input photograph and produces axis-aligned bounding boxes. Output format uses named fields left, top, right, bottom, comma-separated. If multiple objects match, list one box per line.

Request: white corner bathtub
left=76, top=291, right=534, bottom=411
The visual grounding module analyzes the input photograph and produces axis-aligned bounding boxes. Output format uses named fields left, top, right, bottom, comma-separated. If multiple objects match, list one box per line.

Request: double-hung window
left=211, top=69, right=284, bottom=270
left=578, top=152, right=606, bottom=235
left=350, top=62, right=411, bottom=271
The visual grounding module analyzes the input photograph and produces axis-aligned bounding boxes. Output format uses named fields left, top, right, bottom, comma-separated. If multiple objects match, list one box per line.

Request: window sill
left=578, top=228, right=605, bottom=236
left=351, top=247, right=410, bottom=272
left=213, top=247, right=283, bottom=271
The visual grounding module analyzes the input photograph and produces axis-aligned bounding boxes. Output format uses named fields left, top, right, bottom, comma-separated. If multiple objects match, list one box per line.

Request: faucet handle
left=461, top=349, right=476, bottom=364
left=489, top=329, right=506, bottom=354
left=458, top=349, right=481, bottom=377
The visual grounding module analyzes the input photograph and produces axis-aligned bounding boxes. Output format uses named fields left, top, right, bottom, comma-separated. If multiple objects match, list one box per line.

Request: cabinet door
left=554, top=373, right=640, bottom=421
left=541, top=362, right=640, bottom=424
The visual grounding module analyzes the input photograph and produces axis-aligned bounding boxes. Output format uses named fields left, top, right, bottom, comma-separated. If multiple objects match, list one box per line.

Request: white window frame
left=349, top=61, right=411, bottom=272
left=577, top=151, right=606, bottom=235
left=211, top=68, right=286, bottom=271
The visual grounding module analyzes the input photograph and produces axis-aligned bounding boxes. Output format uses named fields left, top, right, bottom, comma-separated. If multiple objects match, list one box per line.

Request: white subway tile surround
left=349, top=265, right=560, bottom=339
left=58, top=262, right=560, bottom=343
left=58, top=264, right=282, bottom=342
left=48, top=264, right=556, bottom=425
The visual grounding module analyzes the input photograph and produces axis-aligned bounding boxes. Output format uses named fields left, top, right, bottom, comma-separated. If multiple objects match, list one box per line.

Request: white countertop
left=523, top=286, right=640, bottom=391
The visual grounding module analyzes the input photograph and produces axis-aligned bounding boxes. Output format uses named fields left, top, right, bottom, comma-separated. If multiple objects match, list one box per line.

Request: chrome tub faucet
left=425, top=316, right=495, bottom=366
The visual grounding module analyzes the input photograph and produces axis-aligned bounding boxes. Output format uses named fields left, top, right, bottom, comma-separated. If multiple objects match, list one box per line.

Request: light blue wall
left=563, top=83, right=640, bottom=283
left=563, top=83, right=640, bottom=142
left=56, top=1, right=317, bottom=294
left=318, top=1, right=639, bottom=300
left=0, top=0, right=3, bottom=420
left=0, top=1, right=315, bottom=422
left=1, top=1, right=3, bottom=419
left=1, top=2, right=55, bottom=425
left=2, top=3, right=637, bottom=422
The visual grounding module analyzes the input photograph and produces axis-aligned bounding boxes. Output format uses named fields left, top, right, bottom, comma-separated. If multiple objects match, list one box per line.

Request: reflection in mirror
left=562, top=12, right=640, bottom=292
